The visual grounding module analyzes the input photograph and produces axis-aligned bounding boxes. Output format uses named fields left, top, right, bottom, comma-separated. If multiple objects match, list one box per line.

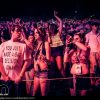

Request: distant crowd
left=0, top=11, right=100, bottom=96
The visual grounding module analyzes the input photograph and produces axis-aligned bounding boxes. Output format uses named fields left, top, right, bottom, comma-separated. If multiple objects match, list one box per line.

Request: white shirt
left=0, top=40, right=30, bottom=80
left=85, top=31, right=100, bottom=52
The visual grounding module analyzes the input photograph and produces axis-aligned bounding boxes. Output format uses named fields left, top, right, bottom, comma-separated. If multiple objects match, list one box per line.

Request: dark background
left=0, top=0, right=99, bottom=20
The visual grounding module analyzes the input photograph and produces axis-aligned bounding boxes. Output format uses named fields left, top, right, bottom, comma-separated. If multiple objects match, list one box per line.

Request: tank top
left=34, top=42, right=46, bottom=61
left=50, top=32, right=64, bottom=47
left=71, top=50, right=87, bottom=64
left=71, top=50, right=89, bottom=75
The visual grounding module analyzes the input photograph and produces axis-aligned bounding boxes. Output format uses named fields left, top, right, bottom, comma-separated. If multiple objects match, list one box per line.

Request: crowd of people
left=0, top=11, right=100, bottom=96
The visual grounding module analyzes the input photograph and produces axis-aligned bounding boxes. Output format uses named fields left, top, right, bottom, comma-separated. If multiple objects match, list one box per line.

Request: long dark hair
left=37, top=28, right=46, bottom=42
left=49, top=24, right=58, bottom=34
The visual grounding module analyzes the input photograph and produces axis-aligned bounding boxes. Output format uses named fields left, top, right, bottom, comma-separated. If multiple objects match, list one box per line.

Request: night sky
left=0, top=0, right=99, bottom=19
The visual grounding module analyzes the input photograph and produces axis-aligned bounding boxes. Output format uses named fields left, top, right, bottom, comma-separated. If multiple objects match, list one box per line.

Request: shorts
left=34, top=69, right=49, bottom=78
left=51, top=46, right=64, bottom=58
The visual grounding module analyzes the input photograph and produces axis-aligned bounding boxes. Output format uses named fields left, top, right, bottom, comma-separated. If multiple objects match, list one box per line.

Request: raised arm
left=21, top=29, right=34, bottom=50
left=54, top=10, right=63, bottom=34
left=74, top=41, right=87, bottom=51
left=24, top=39, right=34, bottom=50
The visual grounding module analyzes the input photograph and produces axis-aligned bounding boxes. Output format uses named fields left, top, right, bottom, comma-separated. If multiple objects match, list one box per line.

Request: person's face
left=92, top=25, right=98, bottom=32
left=34, top=29, right=40, bottom=40
left=44, top=22, right=49, bottom=28
left=11, top=27, right=22, bottom=40
left=80, top=29, right=84, bottom=34
left=28, top=35, right=34, bottom=43
left=85, top=24, right=91, bottom=29
left=30, top=25, right=34, bottom=31
left=73, top=35, right=81, bottom=43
